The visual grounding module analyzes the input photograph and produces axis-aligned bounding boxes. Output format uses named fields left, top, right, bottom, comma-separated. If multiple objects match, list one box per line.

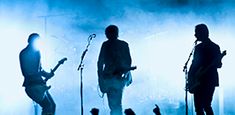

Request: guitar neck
left=44, top=63, right=61, bottom=82
left=44, top=57, right=67, bottom=82
left=52, top=63, right=61, bottom=73
left=113, top=66, right=137, bottom=75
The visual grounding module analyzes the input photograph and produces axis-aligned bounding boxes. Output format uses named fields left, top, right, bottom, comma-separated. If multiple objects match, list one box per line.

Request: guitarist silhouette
left=188, top=24, right=225, bottom=115
left=97, top=25, right=134, bottom=115
left=19, top=33, right=67, bottom=115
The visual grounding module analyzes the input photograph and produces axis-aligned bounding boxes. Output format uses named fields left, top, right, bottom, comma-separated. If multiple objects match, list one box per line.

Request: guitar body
left=98, top=76, right=126, bottom=93
left=98, top=66, right=136, bottom=93
left=187, top=67, right=203, bottom=93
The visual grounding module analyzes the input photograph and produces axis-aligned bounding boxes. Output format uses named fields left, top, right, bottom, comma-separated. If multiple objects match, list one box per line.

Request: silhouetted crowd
left=90, top=104, right=161, bottom=115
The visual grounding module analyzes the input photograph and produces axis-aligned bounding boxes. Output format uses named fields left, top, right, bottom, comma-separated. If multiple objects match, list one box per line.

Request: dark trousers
left=194, top=86, right=215, bottom=115
left=107, top=87, right=123, bottom=115
left=101, top=75, right=125, bottom=115
left=25, top=85, right=56, bottom=115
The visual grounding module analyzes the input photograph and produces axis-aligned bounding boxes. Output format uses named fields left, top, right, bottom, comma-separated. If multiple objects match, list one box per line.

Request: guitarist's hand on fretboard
left=47, top=69, right=55, bottom=79
left=113, top=66, right=137, bottom=76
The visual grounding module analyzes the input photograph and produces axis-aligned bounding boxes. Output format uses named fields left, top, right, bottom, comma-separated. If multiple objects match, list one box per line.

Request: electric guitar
left=44, top=57, right=67, bottom=82
left=33, top=57, right=67, bottom=115
left=187, top=50, right=226, bottom=93
left=98, top=66, right=137, bottom=93
left=43, top=57, right=67, bottom=90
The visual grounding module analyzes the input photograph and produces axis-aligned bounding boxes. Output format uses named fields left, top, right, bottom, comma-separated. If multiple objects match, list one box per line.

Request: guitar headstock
left=130, top=66, right=137, bottom=70
left=58, top=57, right=67, bottom=65
left=222, top=50, right=227, bottom=56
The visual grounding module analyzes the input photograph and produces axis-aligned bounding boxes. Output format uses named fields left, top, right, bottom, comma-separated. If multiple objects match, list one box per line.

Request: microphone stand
left=183, top=41, right=196, bottom=115
left=77, top=34, right=94, bottom=115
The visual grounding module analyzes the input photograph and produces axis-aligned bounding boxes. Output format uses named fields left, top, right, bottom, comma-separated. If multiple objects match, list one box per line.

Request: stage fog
left=0, top=0, right=234, bottom=115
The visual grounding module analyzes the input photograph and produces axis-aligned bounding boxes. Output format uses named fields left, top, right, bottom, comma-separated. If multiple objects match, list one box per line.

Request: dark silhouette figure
left=97, top=25, right=132, bottom=115
left=188, top=24, right=224, bottom=115
left=90, top=108, right=99, bottom=115
left=153, top=104, right=161, bottom=115
left=124, top=108, right=136, bottom=115
left=19, top=33, right=56, bottom=115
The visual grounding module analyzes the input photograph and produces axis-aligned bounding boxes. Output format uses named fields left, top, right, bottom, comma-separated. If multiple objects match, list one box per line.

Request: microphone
left=89, top=34, right=96, bottom=40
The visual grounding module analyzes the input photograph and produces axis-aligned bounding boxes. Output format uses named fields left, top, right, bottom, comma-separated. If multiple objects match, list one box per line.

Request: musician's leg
left=107, top=87, right=123, bottom=115
left=38, top=91, right=56, bottom=115
left=204, top=87, right=215, bottom=115
left=25, top=86, right=46, bottom=103
left=25, top=86, right=55, bottom=115
left=194, top=88, right=205, bottom=115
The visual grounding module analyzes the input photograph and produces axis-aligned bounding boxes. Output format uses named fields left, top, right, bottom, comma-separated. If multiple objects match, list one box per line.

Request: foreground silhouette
left=90, top=108, right=99, bottom=115
left=153, top=104, right=161, bottom=115
left=188, top=24, right=225, bottom=115
left=19, top=33, right=56, bottom=115
left=97, top=25, right=133, bottom=115
left=124, top=108, right=136, bottom=115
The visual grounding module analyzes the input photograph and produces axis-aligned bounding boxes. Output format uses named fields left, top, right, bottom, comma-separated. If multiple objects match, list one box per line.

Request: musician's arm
left=39, top=64, right=54, bottom=79
left=97, top=44, right=105, bottom=78
left=114, top=43, right=132, bottom=75
left=126, top=43, right=132, bottom=66
left=123, top=43, right=133, bottom=86
left=215, top=48, right=222, bottom=68
left=123, top=43, right=132, bottom=67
